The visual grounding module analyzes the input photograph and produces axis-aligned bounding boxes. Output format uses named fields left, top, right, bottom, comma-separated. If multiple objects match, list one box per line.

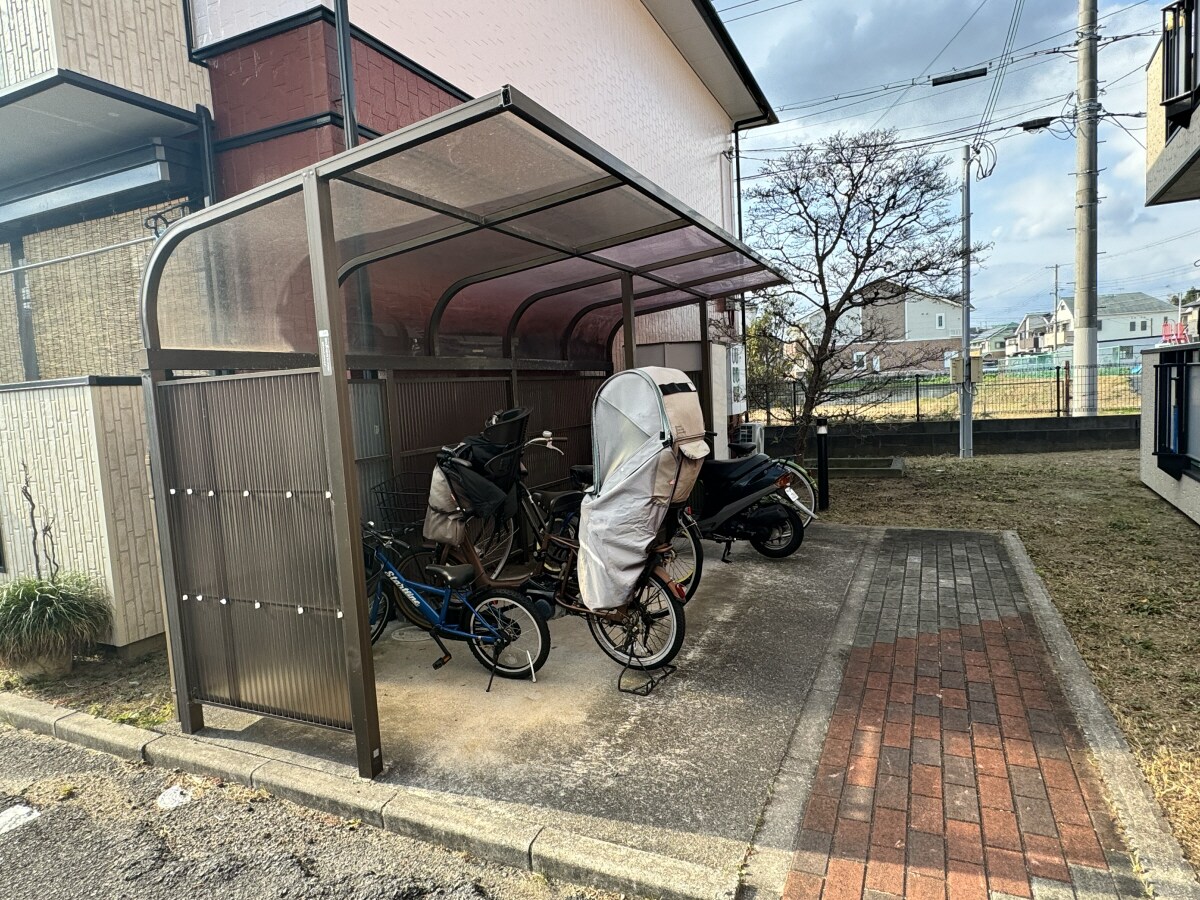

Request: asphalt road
left=0, top=727, right=607, bottom=900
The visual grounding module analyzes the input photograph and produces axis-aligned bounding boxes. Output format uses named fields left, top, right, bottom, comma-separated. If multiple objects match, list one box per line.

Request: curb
left=1002, top=531, right=1200, bottom=900
left=0, top=691, right=735, bottom=900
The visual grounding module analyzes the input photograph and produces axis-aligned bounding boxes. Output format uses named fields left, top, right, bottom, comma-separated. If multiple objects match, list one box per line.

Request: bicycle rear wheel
left=466, top=516, right=516, bottom=578
left=587, top=573, right=686, bottom=670
left=664, top=514, right=703, bottom=602
left=782, top=462, right=817, bottom=527
left=466, top=589, right=550, bottom=678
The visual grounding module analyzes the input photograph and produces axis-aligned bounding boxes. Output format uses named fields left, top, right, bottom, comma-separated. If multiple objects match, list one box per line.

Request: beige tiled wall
left=0, top=382, right=163, bottom=647
left=1147, top=42, right=1165, bottom=171
left=54, top=0, right=209, bottom=110
left=22, top=206, right=162, bottom=379
left=0, top=0, right=56, bottom=89
left=0, top=245, right=22, bottom=384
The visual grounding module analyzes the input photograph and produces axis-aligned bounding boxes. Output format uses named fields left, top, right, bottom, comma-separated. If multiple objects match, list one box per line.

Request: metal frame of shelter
left=139, top=85, right=785, bottom=777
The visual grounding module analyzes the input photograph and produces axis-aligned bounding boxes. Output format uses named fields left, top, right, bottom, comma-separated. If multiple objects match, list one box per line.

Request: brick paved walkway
left=785, top=530, right=1145, bottom=900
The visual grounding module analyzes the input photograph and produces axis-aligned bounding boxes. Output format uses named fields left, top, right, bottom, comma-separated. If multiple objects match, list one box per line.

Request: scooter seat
left=701, top=453, right=770, bottom=482
left=531, top=488, right=584, bottom=515
left=426, top=564, right=477, bottom=589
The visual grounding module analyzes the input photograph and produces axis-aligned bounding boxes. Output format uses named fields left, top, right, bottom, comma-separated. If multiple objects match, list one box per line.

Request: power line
left=975, top=0, right=1028, bottom=145
left=871, top=0, right=992, bottom=129
left=766, top=6, right=1154, bottom=114
left=723, top=0, right=805, bottom=24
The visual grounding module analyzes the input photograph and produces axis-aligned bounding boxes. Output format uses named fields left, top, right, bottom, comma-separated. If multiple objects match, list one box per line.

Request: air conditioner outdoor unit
left=734, top=422, right=765, bottom=454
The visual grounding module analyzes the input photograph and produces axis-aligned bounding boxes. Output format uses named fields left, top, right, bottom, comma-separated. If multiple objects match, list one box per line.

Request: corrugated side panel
left=157, top=370, right=351, bottom=730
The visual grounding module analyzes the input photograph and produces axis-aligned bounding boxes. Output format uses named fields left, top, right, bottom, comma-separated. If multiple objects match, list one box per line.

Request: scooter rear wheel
left=750, top=503, right=805, bottom=558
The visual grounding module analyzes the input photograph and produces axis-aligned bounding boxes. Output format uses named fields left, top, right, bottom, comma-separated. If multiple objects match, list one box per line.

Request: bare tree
left=744, top=130, right=984, bottom=453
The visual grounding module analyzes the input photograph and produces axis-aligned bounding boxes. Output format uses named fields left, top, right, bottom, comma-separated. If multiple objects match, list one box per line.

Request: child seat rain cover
left=578, top=367, right=709, bottom=610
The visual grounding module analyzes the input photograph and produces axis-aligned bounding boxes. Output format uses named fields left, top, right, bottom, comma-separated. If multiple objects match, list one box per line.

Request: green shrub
left=0, top=574, right=112, bottom=665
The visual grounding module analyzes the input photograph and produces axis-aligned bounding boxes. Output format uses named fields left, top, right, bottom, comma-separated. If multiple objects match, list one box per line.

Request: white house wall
left=905, top=297, right=960, bottom=340
left=186, top=0, right=735, bottom=225
left=1, top=0, right=56, bottom=89
left=353, top=0, right=734, bottom=225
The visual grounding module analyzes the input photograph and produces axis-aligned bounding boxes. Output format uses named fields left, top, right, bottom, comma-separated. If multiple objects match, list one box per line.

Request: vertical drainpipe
left=335, top=0, right=375, bottom=362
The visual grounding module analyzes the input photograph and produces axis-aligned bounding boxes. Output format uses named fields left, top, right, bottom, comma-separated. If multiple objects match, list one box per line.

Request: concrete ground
left=157, top=524, right=869, bottom=881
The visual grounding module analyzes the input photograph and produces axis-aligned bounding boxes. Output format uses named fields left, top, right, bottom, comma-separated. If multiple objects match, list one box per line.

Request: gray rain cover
left=577, top=367, right=708, bottom=611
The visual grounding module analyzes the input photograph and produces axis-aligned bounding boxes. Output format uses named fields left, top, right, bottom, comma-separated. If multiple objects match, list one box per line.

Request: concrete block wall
left=0, top=381, right=164, bottom=648
left=0, top=0, right=56, bottom=89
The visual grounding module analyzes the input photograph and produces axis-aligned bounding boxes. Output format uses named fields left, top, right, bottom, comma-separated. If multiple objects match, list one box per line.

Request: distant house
left=1007, top=313, right=1052, bottom=357
left=1181, top=298, right=1199, bottom=340
left=800, top=282, right=964, bottom=374
left=1051, top=292, right=1176, bottom=358
left=972, top=323, right=1017, bottom=359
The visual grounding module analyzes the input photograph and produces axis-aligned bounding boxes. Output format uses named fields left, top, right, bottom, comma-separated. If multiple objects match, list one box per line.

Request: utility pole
left=960, top=145, right=974, bottom=459
left=1073, top=0, right=1099, bottom=414
left=1046, top=263, right=1060, bottom=349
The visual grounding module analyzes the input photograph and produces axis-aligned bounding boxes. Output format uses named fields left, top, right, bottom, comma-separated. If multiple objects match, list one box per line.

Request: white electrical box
left=950, top=357, right=983, bottom=385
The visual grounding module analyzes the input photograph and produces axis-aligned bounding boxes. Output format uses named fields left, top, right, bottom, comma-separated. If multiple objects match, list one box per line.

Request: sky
left=718, top=0, right=1197, bottom=327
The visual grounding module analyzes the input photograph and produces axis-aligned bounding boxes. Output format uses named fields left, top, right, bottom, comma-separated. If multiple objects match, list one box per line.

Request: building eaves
left=640, top=0, right=777, bottom=127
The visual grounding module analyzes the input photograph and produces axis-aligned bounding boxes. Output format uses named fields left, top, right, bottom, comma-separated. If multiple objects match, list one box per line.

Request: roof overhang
left=0, top=71, right=199, bottom=193
left=141, top=85, right=787, bottom=370
left=640, top=0, right=777, bottom=127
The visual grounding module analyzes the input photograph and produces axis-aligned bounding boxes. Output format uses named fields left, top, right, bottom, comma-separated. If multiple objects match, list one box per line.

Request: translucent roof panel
left=693, top=269, right=779, bottom=298
left=650, top=251, right=746, bottom=286
left=154, top=189, right=315, bottom=353
left=436, top=256, right=612, bottom=355
left=568, top=290, right=695, bottom=362
left=348, top=228, right=558, bottom=357
left=501, top=185, right=681, bottom=251
left=511, top=276, right=660, bottom=361
left=348, top=114, right=605, bottom=218
left=331, top=178, right=464, bottom=270
left=591, top=225, right=725, bottom=269
left=144, top=88, right=787, bottom=365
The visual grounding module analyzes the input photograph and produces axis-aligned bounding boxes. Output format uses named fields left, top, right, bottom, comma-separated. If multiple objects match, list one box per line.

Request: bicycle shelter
left=139, top=86, right=786, bottom=777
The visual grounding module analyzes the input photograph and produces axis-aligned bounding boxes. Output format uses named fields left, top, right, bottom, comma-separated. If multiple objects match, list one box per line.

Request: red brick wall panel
left=216, top=126, right=340, bottom=198
left=207, top=22, right=337, bottom=141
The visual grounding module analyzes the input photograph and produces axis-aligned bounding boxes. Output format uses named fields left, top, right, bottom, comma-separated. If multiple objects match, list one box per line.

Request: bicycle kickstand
left=485, top=638, right=508, bottom=694
left=431, top=632, right=453, bottom=670
left=721, top=540, right=733, bottom=564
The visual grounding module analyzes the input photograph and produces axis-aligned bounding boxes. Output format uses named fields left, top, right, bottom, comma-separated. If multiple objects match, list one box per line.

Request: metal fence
left=747, top=364, right=1143, bottom=424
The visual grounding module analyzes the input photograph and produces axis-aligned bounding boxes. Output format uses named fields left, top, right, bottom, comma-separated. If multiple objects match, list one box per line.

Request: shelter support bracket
left=699, top=300, right=715, bottom=434
left=621, top=271, right=635, bottom=370
left=304, top=170, right=384, bottom=779
left=141, top=369, right=204, bottom=733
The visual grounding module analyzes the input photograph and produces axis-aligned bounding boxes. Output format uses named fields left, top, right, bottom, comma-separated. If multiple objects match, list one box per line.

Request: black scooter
left=686, top=438, right=805, bottom=561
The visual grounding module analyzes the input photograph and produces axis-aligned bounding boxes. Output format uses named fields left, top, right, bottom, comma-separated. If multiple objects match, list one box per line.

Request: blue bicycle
left=363, top=525, right=550, bottom=681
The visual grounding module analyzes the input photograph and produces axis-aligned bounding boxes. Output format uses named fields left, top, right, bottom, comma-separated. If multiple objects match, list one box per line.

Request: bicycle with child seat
left=362, top=523, right=550, bottom=683
left=378, top=432, right=687, bottom=676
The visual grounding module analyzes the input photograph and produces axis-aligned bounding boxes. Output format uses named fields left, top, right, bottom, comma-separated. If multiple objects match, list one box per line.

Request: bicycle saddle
left=531, top=488, right=584, bottom=515
left=569, top=464, right=594, bottom=487
left=426, top=563, right=477, bottom=589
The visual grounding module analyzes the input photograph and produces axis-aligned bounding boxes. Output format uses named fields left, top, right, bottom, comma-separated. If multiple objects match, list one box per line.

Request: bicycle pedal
left=432, top=653, right=452, bottom=669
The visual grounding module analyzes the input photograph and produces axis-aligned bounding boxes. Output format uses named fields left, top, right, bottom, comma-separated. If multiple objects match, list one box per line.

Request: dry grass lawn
left=823, top=450, right=1200, bottom=862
